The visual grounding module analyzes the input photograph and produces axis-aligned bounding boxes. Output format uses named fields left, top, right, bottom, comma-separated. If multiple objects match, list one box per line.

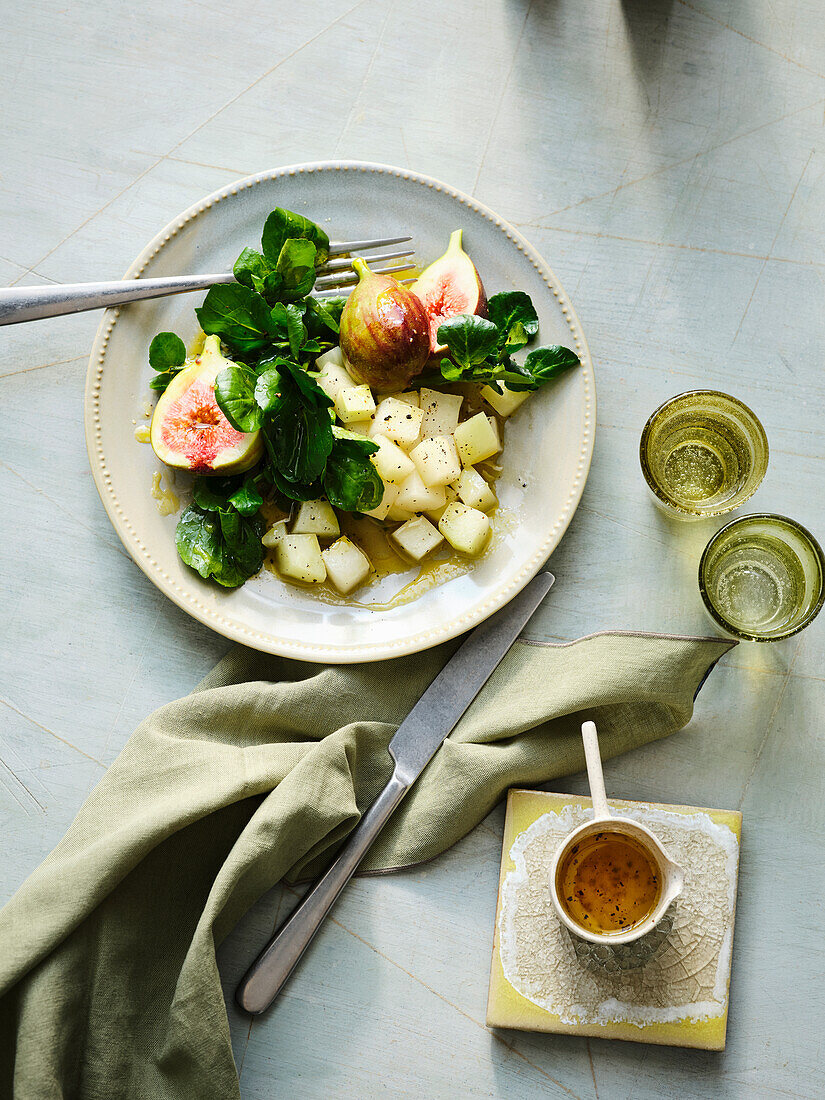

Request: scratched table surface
left=1, top=1, right=823, bottom=1096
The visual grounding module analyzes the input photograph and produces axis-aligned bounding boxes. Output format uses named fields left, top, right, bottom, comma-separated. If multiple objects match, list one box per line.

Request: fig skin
left=339, top=258, right=431, bottom=392
left=412, top=229, right=487, bottom=355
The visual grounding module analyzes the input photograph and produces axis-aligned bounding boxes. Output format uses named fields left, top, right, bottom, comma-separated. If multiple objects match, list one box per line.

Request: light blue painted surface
left=1, top=2, right=823, bottom=1096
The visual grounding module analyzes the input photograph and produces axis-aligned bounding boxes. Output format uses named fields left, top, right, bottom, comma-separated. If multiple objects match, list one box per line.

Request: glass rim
left=698, top=512, right=825, bottom=641
left=639, top=389, right=769, bottom=517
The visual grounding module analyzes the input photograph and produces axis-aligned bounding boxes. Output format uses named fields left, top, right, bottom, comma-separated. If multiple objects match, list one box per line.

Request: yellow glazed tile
left=487, top=790, right=742, bottom=1050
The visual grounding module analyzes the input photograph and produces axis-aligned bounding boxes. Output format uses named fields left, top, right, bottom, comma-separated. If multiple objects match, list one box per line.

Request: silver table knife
left=236, top=571, right=555, bottom=1014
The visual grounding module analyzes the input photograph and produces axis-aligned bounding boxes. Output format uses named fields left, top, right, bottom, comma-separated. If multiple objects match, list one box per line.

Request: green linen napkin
left=0, top=631, right=732, bottom=1100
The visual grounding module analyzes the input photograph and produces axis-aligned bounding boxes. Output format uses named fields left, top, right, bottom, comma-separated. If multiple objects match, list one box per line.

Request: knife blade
left=236, top=571, right=555, bottom=1014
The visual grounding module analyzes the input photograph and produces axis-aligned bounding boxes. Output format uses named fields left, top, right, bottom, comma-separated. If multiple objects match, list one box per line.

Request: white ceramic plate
left=85, top=162, right=595, bottom=662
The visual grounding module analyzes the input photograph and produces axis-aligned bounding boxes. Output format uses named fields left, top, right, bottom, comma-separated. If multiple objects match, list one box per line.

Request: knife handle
left=236, top=769, right=410, bottom=1014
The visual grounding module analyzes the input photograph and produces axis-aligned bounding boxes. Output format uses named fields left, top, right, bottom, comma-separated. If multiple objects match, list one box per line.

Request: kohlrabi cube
left=321, top=537, right=371, bottom=594
left=261, top=519, right=288, bottom=548
left=419, top=388, right=463, bottom=437
left=390, top=517, right=444, bottom=561
left=315, top=358, right=355, bottom=402
left=456, top=467, right=498, bottom=511
left=454, top=413, right=501, bottom=466
left=292, top=499, right=340, bottom=538
left=369, top=434, right=415, bottom=484
left=386, top=501, right=417, bottom=523
left=275, top=534, right=327, bottom=583
left=438, top=502, right=491, bottom=556
left=425, top=484, right=458, bottom=524
left=315, top=346, right=345, bottom=370
left=480, top=382, right=529, bottom=417
left=393, top=391, right=420, bottom=407
left=335, top=384, right=376, bottom=424
left=394, top=470, right=446, bottom=513
left=361, top=481, right=397, bottom=521
left=370, top=397, right=424, bottom=448
left=409, top=435, right=462, bottom=487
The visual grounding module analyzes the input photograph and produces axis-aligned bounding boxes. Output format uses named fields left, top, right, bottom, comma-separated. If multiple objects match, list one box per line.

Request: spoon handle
left=581, top=721, right=611, bottom=821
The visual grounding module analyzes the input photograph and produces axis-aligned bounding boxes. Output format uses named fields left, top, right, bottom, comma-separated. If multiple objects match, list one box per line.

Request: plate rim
left=84, top=159, right=596, bottom=662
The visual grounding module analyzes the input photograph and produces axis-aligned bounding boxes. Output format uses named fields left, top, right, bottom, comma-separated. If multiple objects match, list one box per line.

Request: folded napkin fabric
left=0, top=630, right=732, bottom=1100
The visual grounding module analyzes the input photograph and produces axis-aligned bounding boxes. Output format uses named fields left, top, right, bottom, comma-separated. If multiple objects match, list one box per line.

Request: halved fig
left=150, top=335, right=263, bottom=474
left=412, top=229, right=487, bottom=355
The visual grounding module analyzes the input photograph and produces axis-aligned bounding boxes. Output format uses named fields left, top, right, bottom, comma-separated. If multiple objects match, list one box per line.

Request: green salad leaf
left=276, top=239, right=317, bottom=300
left=175, top=505, right=264, bottom=588
left=323, top=432, right=382, bottom=513
left=487, top=292, right=539, bottom=347
left=269, top=302, right=307, bottom=358
left=195, top=284, right=274, bottom=355
left=214, top=365, right=263, bottom=433
left=149, top=332, right=186, bottom=371
left=305, top=295, right=345, bottom=336
left=436, top=315, right=499, bottom=368
left=261, top=208, right=330, bottom=267
left=259, top=360, right=334, bottom=485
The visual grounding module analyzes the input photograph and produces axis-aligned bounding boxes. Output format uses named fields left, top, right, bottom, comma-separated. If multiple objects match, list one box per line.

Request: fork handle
left=236, top=769, right=410, bottom=1015
left=0, top=273, right=235, bottom=326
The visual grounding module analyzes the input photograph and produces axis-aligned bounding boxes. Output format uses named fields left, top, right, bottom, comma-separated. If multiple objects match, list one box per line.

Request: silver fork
left=0, top=236, right=415, bottom=326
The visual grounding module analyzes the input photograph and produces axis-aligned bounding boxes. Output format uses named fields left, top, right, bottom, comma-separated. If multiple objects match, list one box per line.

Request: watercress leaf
left=276, top=238, right=317, bottom=300
left=253, top=367, right=284, bottom=414
left=261, top=208, right=330, bottom=266
left=233, top=247, right=271, bottom=290
left=149, top=332, right=186, bottom=371
left=266, top=466, right=324, bottom=503
left=270, top=302, right=306, bottom=358
left=149, top=369, right=180, bottom=392
left=324, top=435, right=384, bottom=513
left=261, top=364, right=334, bottom=484
left=215, top=365, right=263, bottom=432
left=301, top=338, right=323, bottom=358
left=440, top=358, right=464, bottom=382
left=502, top=321, right=529, bottom=356
left=436, top=315, right=499, bottom=369
left=227, top=482, right=264, bottom=516
left=192, top=477, right=233, bottom=512
left=487, top=291, right=540, bottom=343
left=305, top=295, right=345, bottom=336
left=175, top=505, right=263, bottom=589
left=522, top=345, right=580, bottom=387
left=195, top=283, right=274, bottom=353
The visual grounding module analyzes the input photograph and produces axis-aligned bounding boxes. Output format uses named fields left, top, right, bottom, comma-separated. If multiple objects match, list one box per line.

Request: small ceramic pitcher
left=549, top=721, right=684, bottom=946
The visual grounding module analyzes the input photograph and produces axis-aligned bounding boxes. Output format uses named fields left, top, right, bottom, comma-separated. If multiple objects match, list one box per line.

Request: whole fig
left=339, top=258, right=430, bottom=391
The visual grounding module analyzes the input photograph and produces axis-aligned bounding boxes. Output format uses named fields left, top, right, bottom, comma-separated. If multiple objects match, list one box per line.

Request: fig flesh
left=339, top=258, right=430, bottom=392
left=150, top=335, right=263, bottom=474
left=412, top=229, right=487, bottom=355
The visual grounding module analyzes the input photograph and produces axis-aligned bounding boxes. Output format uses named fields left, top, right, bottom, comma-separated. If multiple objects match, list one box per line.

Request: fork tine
left=320, top=249, right=414, bottom=273
left=315, top=263, right=415, bottom=290
left=314, top=277, right=416, bottom=300
left=327, top=235, right=412, bottom=256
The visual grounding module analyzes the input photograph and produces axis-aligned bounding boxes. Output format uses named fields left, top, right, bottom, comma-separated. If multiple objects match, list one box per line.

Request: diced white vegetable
left=275, top=534, right=327, bottom=583
left=454, top=413, right=501, bottom=466
left=370, top=397, right=424, bottom=447
left=456, top=467, right=498, bottom=511
left=386, top=502, right=417, bottom=523
left=321, top=537, right=372, bottom=594
left=335, top=384, right=376, bottom=424
left=394, top=470, right=447, bottom=513
left=410, top=435, right=461, bottom=488
left=315, top=358, right=355, bottom=401
left=425, top=484, right=458, bottom=523
left=292, top=499, right=340, bottom=538
left=315, top=346, right=344, bottom=370
left=392, top=391, right=420, bottom=408
left=369, top=434, right=415, bottom=485
left=361, top=481, right=397, bottom=521
left=480, top=383, right=529, bottom=417
left=346, top=419, right=374, bottom=437
left=390, top=517, right=444, bottom=561
left=261, top=519, right=288, bottom=548
left=419, top=388, right=464, bottom=437
left=438, top=502, right=491, bottom=556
